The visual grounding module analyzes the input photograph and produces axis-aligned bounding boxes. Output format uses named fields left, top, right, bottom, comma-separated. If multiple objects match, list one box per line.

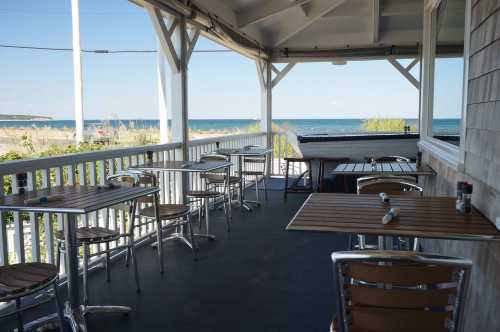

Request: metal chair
left=199, top=153, right=240, bottom=208
left=239, top=145, right=268, bottom=203
left=373, top=155, right=411, bottom=163
left=0, top=263, right=64, bottom=332
left=55, top=175, right=142, bottom=311
left=187, top=159, right=232, bottom=236
left=284, top=157, right=314, bottom=201
left=107, top=170, right=197, bottom=273
left=330, top=250, right=472, bottom=332
left=354, top=176, right=423, bottom=251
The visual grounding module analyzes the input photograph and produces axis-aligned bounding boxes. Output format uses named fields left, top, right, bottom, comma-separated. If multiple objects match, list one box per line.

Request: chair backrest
left=200, top=153, right=229, bottom=162
left=332, top=250, right=472, bottom=332
left=373, top=155, right=411, bottom=163
left=357, top=176, right=423, bottom=196
left=106, top=170, right=157, bottom=187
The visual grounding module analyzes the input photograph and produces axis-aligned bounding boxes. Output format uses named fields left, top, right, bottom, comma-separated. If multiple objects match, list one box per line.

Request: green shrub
left=362, top=118, right=417, bottom=132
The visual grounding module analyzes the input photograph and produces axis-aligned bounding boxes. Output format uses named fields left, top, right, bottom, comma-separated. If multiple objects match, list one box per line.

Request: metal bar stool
left=108, top=170, right=198, bottom=273
left=199, top=153, right=240, bottom=215
left=240, top=145, right=268, bottom=204
left=0, top=263, right=65, bottom=332
left=55, top=213, right=140, bottom=314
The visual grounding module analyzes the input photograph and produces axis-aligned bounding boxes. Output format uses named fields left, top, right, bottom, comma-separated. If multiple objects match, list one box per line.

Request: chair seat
left=0, top=263, right=58, bottom=300
left=237, top=170, right=264, bottom=176
left=186, top=190, right=224, bottom=198
left=55, top=227, right=120, bottom=244
left=140, top=204, right=189, bottom=219
left=204, top=174, right=240, bottom=184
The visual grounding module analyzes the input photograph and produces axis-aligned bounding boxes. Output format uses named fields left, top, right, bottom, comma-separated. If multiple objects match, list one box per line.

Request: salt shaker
left=416, top=152, right=422, bottom=168
left=456, top=181, right=465, bottom=213
left=464, top=183, right=473, bottom=214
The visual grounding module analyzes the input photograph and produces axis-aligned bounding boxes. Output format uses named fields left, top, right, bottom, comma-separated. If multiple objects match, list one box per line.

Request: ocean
left=0, top=119, right=460, bottom=135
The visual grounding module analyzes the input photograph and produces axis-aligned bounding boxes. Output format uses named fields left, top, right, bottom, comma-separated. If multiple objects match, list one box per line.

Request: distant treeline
left=0, top=114, right=52, bottom=120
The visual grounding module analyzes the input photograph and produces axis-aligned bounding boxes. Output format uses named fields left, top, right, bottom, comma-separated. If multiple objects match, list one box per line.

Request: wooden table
left=0, top=185, right=159, bottom=332
left=286, top=193, right=500, bottom=242
left=332, top=162, right=435, bottom=176
left=217, top=147, right=271, bottom=211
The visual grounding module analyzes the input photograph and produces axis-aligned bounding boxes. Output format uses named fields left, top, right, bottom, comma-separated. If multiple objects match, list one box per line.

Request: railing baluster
left=40, top=169, right=55, bottom=264
left=89, top=161, right=98, bottom=227
left=54, top=167, right=65, bottom=273
left=25, top=171, right=39, bottom=263
left=0, top=177, right=8, bottom=265
left=10, top=175, right=25, bottom=263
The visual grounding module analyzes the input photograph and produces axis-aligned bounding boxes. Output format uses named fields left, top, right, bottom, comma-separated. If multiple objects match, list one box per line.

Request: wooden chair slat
left=349, top=285, right=455, bottom=308
left=349, top=306, right=450, bottom=332
left=346, top=262, right=457, bottom=285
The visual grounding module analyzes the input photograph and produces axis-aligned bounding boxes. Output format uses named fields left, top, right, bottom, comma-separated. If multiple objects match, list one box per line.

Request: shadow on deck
left=4, top=180, right=348, bottom=332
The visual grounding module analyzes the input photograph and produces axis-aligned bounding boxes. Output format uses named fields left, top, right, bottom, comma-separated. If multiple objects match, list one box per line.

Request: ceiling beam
left=370, top=0, right=380, bottom=43
left=274, top=0, right=347, bottom=47
left=237, top=0, right=313, bottom=29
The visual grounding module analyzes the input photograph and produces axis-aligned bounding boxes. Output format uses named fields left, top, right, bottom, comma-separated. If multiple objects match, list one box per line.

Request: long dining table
left=286, top=193, right=500, bottom=242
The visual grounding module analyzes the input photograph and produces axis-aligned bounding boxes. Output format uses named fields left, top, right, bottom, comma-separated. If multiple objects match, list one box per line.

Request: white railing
left=0, top=131, right=296, bottom=267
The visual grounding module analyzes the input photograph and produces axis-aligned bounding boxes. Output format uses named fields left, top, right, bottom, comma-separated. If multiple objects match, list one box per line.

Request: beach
left=0, top=118, right=459, bottom=156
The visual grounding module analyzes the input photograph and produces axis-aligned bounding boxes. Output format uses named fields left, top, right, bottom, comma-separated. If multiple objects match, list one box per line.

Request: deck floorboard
left=3, top=183, right=348, bottom=332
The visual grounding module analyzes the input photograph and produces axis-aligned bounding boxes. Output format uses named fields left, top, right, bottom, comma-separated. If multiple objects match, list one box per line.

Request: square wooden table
left=0, top=185, right=159, bottom=332
left=332, top=162, right=435, bottom=176
left=286, top=193, right=500, bottom=242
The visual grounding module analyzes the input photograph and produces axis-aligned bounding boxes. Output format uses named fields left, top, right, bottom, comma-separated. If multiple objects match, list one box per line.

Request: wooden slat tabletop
left=216, top=147, right=272, bottom=156
left=0, top=185, right=159, bottom=214
left=332, top=162, right=435, bottom=176
left=286, top=193, right=500, bottom=241
left=131, top=160, right=232, bottom=172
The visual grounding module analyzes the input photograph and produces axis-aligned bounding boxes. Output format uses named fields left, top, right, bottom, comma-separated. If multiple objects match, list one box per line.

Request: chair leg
left=255, top=176, right=259, bottom=202
left=224, top=198, right=231, bottom=232
left=284, top=160, right=290, bottom=201
left=187, top=214, right=198, bottom=260
left=204, top=198, right=210, bottom=235
left=154, top=193, right=164, bottom=274
left=413, top=238, right=420, bottom=251
left=131, top=245, right=141, bottom=292
left=52, top=282, right=65, bottom=332
left=55, top=241, right=62, bottom=273
left=82, top=244, right=89, bottom=307
left=105, top=242, right=110, bottom=282
left=15, top=298, right=24, bottom=332
left=263, top=177, right=268, bottom=201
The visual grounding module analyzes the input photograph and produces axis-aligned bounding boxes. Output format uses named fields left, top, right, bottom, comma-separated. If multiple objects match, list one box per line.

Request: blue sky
left=0, top=0, right=461, bottom=120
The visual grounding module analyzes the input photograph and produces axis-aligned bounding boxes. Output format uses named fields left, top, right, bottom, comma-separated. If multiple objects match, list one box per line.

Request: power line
left=0, top=44, right=232, bottom=54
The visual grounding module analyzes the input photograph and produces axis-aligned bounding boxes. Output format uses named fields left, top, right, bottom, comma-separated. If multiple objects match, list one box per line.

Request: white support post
left=257, top=60, right=273, bottom=149
left=71, top=0, right=84, bottom=144
left=145, top=5, right=200, bottom=201
left=387, top=57, right=420, bottom=89
left=256, top=60, right=296, bottom=174
left=157, top=40, right=169, bottom=144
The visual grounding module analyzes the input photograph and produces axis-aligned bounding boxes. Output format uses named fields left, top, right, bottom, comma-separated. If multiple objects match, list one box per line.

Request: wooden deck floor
left=3, top=183, right=348, bottom=332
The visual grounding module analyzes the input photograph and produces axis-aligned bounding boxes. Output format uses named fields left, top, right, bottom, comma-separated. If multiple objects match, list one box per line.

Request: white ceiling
left=191, top=0, right=465, bottom=56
